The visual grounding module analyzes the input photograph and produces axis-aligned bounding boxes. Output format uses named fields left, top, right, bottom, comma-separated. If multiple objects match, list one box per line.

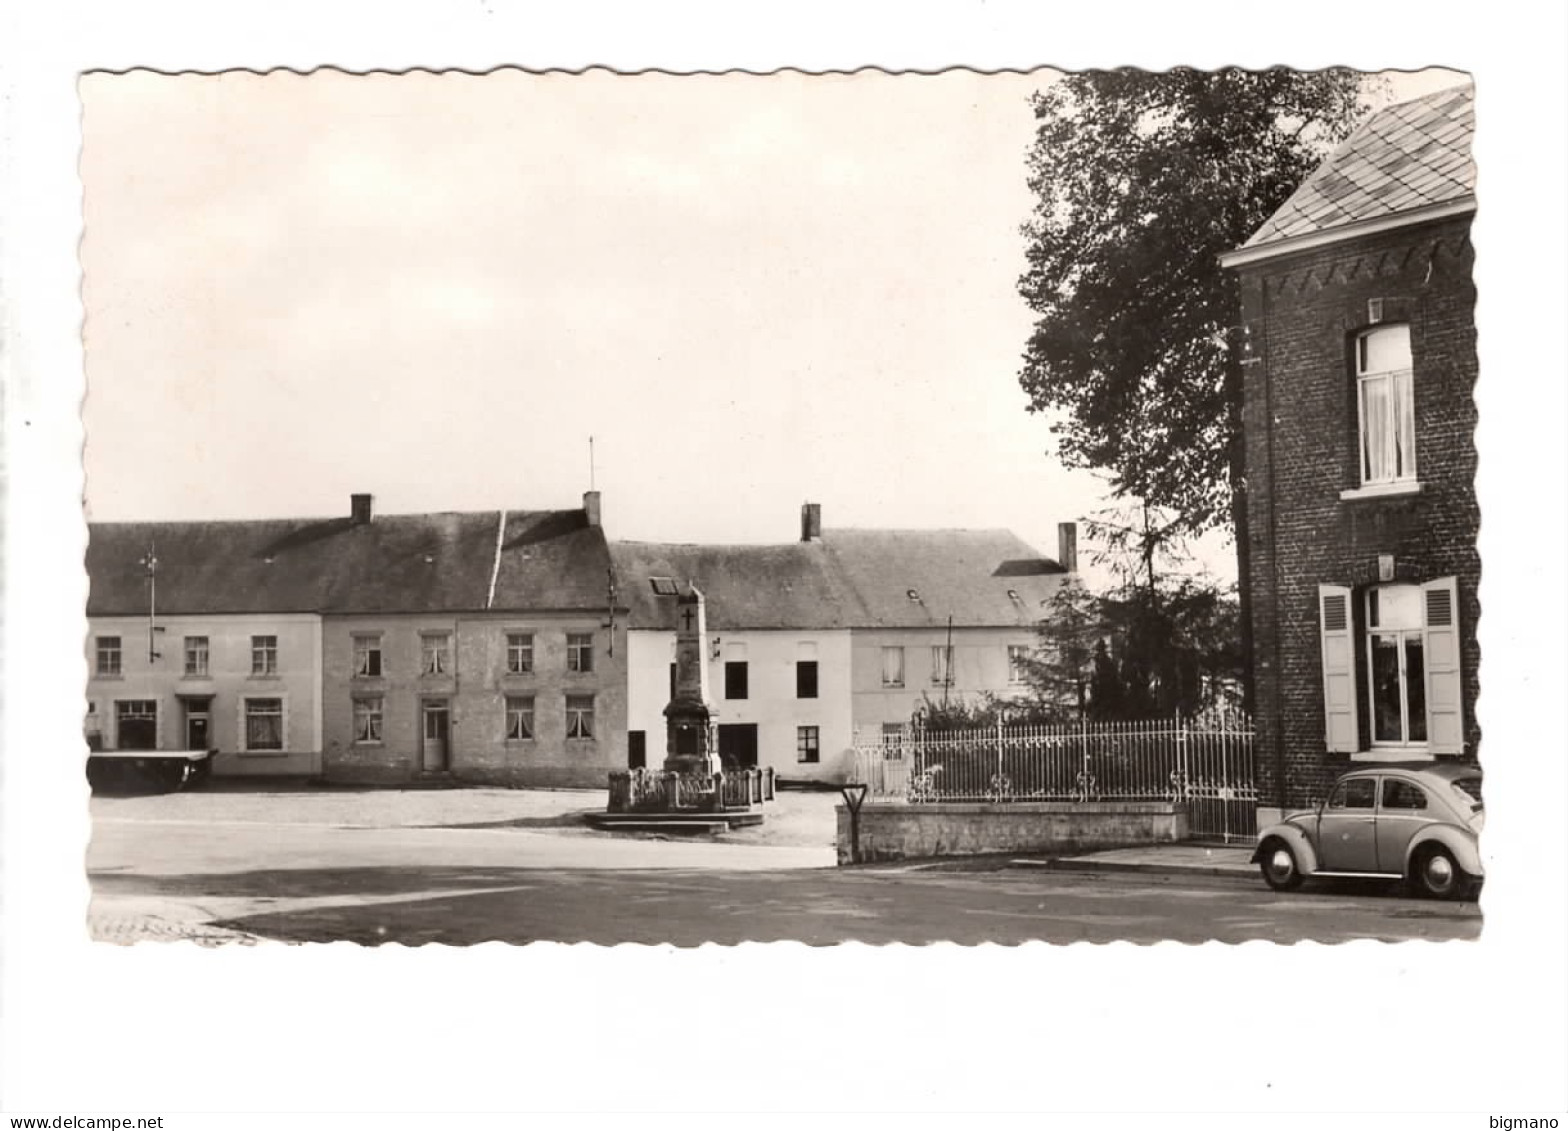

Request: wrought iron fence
left=851, top=711, right=1257, bottom=841
left=608, top=766, right=776, bottom=813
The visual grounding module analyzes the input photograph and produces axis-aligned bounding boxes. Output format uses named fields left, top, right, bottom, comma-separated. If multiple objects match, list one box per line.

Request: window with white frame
left=251, top=635, right=278, bottom=676
left=96, top=636, right=122, bottom=676
left=352, top=696, right=384, bottom=744
left=115, top=699, right=157, bottom=750
left=930, top=645, right=952, bottom=686
left=353, top=634, right=383, bottom=678
left=1355, top=324, right=1417, bottom=487
left=184, top=636, right=209, bottom=677
left=567, top=633, right=594, bottom=673
left=1366, top=584, right=1429, bottom=748
left=1318, top=578, right=1462, bottom=756
left=505, top=695, right=535, bottom=741
left=796, top=725, right=820, bottom=763
left=565, top=694, right=595, bottom=739
left=1008, top=645, right=1031, bottom=684
left=245, top=697, right=284, bottom=751
left=881, top=646, right=905, bottom=688
left=506, top=632, right=534, bottom=674
left=420, top=632, right=451, bottom=676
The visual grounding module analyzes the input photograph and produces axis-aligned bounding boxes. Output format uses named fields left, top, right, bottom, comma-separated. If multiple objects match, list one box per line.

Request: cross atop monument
left=681, top=606, right=695, bottom=632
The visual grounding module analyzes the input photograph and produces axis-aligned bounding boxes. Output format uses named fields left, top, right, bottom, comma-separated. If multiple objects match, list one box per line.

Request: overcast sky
left=79, top=67, right=1467, bottom=584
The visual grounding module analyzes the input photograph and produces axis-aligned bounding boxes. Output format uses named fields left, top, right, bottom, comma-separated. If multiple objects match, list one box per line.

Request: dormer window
left=906, top=588, right=921, bottom=602
left=650, top=577, right=680, bottom=596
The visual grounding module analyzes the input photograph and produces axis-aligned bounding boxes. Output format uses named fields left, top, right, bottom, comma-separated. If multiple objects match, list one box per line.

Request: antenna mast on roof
left=140, top=540, right=162, bottom=663
left=589, top=435, right=596, bottom=491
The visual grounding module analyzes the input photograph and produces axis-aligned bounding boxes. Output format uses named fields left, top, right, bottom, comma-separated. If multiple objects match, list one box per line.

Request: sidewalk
left=1013, top=842, right=1256, bottom=879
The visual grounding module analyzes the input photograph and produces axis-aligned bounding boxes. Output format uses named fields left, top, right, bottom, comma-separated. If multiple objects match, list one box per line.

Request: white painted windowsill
left=1351, top=748, right=1431, bottom=764
left=1339, top=480, right=1423, bottom=502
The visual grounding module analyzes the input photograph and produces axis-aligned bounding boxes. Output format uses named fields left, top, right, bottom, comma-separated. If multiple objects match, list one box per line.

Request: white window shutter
left=1319, top=584, right=1359, bottom=753
left=1422, top=576, right=1464, bottom=754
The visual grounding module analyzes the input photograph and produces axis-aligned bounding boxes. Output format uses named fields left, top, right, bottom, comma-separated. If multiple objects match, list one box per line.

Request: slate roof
left=87, top=509, right=612, bottom=617
left=824, top=529, right=1068, bottom=629
left=611, top=528, right=1067, bottom=632
left=1242, top=84, right=1475, bottom=252
left=609, top=542, right=861, bottom=630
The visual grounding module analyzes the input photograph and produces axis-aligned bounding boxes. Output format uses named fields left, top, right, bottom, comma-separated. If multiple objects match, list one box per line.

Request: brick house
left=86, top=492, right=626, bottom=788
left=1220, top=85, right=1478, bottom=819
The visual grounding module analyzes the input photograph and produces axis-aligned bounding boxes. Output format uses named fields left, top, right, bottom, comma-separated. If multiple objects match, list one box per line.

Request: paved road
left=88, top=804, right=1480, bottom=946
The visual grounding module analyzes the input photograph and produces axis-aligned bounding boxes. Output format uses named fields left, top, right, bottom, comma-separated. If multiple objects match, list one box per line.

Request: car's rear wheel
left=1411, top=845, right=1465, bottom=901
left=1260, top=840, right=1303, bottom=892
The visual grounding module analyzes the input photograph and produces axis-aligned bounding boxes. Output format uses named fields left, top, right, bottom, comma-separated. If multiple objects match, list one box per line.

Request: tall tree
left=1017, top=68, right=1371, bottom=706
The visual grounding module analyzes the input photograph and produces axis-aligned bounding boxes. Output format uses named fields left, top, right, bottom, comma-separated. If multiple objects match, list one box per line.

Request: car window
left=1381, top=778, right=1428, bottom=810
left=1452, top=776, right=1483, bottom=810
left=1328, top=778, right=1377, bottom=810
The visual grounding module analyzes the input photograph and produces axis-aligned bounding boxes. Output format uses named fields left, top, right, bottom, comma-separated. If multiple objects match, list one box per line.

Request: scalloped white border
left=2, top=1, right=1564, bottom=1122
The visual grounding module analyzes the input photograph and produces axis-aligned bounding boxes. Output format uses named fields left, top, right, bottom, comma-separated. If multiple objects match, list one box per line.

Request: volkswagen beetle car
left=1252, top=763, right=1482, bottom=900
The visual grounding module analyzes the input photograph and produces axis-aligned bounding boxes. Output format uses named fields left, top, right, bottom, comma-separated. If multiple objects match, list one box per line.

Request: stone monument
left=662, top=585, right=718, bottom=776
left=594, top=581, right=773, bottom=830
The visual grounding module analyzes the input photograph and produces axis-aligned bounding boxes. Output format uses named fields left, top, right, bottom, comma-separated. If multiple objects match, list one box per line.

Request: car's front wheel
left=1260, top=840, right=1303, bottom=892
left=1410, top=845, right=1466, bottom=900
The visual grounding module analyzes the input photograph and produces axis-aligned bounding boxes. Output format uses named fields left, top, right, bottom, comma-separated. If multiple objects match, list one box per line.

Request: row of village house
left=85, top=84, right=1481, bottom=815
left=84, top=495, right=1075, bottom=786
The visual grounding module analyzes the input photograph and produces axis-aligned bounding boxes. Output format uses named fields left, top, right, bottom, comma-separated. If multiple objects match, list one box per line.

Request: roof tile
left=1242, top=84, right=1475, bottom=249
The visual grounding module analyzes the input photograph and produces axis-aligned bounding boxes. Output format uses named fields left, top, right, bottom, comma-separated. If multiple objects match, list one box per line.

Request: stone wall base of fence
left=836, top=801, right=1189, bottom=865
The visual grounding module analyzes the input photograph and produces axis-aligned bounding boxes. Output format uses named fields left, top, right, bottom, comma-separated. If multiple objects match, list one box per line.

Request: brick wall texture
left=1237, top=216, right=1479, bottom=809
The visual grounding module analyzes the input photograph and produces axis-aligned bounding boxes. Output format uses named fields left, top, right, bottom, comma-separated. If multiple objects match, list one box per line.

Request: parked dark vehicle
left=87, top=748, right=217, bottom=794
left=1252, top=763, right=1482, bottom=900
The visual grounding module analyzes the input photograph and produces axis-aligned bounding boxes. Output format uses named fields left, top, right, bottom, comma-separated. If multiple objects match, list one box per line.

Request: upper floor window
left=881, top=646, right=905, bottom=688
left=96, top=636, right=122, bottom=677
left=1008, top=645, right=1031, bottom=684
left=421, top=632, right=451, bottom=676
left=725, top=661, right=749, bottom=700
left=353, top=634, right=383, bottom=678
left=796, top=660, right=818, bottom=699
left=251, top=635, right=278, bottom=676
left=566, top=633, right=594, bottom=674
left=1355, top=324, right=1416, bottom=487
left=931, top=645, right=952, bottom=687
left=506, top=632, right=534, bottom=674
left=184, top=635, right=209, bottom=677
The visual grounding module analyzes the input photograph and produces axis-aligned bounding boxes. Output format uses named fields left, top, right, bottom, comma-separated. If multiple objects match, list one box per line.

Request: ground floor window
left=797, top=725, right=820, bottom=763
left=506, top=695, right=535, bottom=741
left=1318, top=576, right=1462, bottom=755
left=1366, top=584, right=1428, bottom=747
left=880, top=722, right=905, bottom=759
left=565, top=695, right=595, bottom=740
left=115, top=699, right=157, bottom=750
left=245, top=697, right=284, bottom=751
left=353, top=696, right=383, bottom=744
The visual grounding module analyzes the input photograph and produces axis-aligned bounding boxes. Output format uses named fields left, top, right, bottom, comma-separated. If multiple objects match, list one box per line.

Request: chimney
left=583, top=490, right=602, bottom=528
left=800, top=502, right=822, bottom=543
left=1057, top=521, right=1078, bottom=573
left=351, top=493, right=374, bottom=526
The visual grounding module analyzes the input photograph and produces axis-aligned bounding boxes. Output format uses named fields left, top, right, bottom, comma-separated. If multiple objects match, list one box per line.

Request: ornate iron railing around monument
left=607, top=766, right=776, bottom=814
left=850, top=711, right=1257, bottom=842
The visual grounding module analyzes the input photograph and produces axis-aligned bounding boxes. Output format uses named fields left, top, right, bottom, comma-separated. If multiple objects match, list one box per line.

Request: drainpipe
left=1260, top=277, right=1288, bottom=813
